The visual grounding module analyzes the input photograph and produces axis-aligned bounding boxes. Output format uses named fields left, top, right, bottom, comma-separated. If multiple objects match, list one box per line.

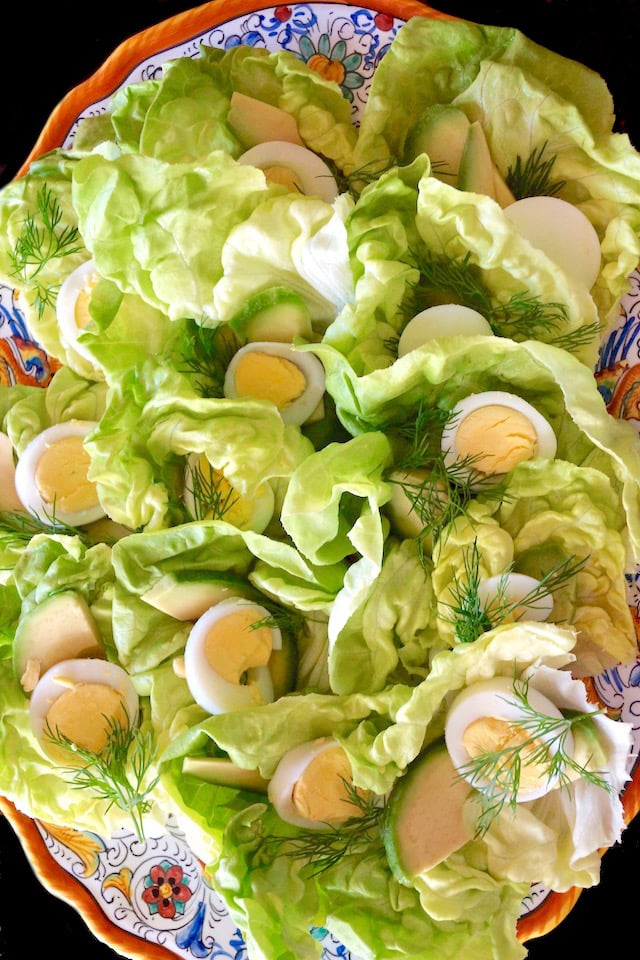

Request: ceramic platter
left=1, top=2, right=640, bottom=958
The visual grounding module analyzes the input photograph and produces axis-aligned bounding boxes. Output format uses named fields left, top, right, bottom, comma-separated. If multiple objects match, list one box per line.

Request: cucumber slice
left=182, top=756, right=269, bottom=792
left=230, top=286, right=313, bottom=342
left=140, top=570, right=253, bottom=621
left=382, top=739, right=475, bottom=882
left=458, top=122, right=516, bottom=207
left=13, top=591, right=105, bottom=694
left=269, top=630, right=298, bottom=699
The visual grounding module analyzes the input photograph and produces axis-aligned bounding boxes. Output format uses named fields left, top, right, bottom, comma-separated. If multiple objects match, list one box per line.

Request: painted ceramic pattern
left=2, top=2, right=640, bottom=958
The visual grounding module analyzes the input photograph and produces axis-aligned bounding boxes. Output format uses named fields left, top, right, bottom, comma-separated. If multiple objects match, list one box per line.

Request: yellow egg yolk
left=35, top=435, right=99, bottom=514
left=262, top=164, right=304, bottom=193
left=189, top=456, right=254, bottom=526
left=461, top=716, right=550, bottom=793
left=204, top=608, right=273, bottom=684
left=454, top=404, right=537, bottom=474
left=45, top=681, right=128, bottom=755
left=291, top=745, right=364, bottom=824
left=74, top=271, right=99, bottom=331
left=232, top=352, right=307, bottom=411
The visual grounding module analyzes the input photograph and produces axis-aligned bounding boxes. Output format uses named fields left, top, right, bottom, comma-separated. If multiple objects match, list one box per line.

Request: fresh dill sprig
left=184, top=459, right=239, bottom=522
left=506, top=141, right=566, bottom=200
left=250, top=597, right=308, bottom=638
left=0, top=506, right=93, bottom=547
left=458, top=673, right=611, bottom=836
left=177, top=319, right=241, bottom=398
left=262, top=779, right=384, bottom=876
left=441, top=538, right=588, bottom=643
left=45, top=711, right=160, bottom=842
left=333, top=155, right=398, bottom=200
left=406, top=250, right=576, bottom=350
left=9, top=185, right=83, bottom=317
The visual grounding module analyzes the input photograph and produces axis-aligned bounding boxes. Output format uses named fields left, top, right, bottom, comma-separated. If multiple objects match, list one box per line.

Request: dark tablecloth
left=1, top=2, right=639, bottom=957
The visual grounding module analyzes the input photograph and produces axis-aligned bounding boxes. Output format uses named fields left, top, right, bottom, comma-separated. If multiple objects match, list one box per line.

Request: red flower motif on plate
left=141, top=860, right=193, bottom=919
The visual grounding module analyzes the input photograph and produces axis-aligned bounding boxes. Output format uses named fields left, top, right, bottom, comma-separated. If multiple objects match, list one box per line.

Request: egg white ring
left=237, top=141, right=339, bottom=203
left=14, top=420, right=106, bottom=527
left=223, top=341, right=326, bottom=426
left=183, top=598, right=282, bottom=715
left=56, top=259, right=100, bottom=363
left=445, top=676, right=572, bottom=802
left=398, top=304, right=493, bottom=357
left=440, top=390, right=557, bottom=480
left=268, top=736, right=344, bottom=830
left=183, top=453, right=275, bottom=532
left=477, top=573, right=554, bottom=624
left=30, top=657, right=139, bottom=750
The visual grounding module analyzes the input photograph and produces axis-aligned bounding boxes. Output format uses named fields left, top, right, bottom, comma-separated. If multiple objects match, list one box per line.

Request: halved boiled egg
left=503, top=196, right=601, bottom=290
left=182, top=597, right=283, bottom=715
left=268, top=736, right=367, bottom=830
left=398, top=304, right=493, bottom=357
left=183, top=452, right=275, bottom=533
left=441, top=391, right=557, bottom=482
left=223, top=341, right=326, bottom=426
left=30, top=657, right=139, bottom=765
left=14, top=420, right=106, bottom=527
left=0, top=430, right=22, bottom=511
left=56, top=259, right=101, bottom=362
left=237, top=141, right=339, bottom=203
left=477, top=573, right=554, bottom=626
left=444, top=676, right=573, bottom=802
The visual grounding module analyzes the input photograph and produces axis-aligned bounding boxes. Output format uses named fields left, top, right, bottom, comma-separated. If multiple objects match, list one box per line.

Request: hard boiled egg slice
left=237, top=141, right=339, bottom=203
left=398, top=304, right=493, bottom=357
left=14, top=420, right=106, bottom=527
left=268, top=736, right=367, bottom=830
left=477, top=573, right=554, bottom=626
left=56, top=259, right=100, bottom=362
left=183, top=452, right=275, bottom=533
left=0, top=430, right=22, bottom=511
left=224, top=341, right=326, bottom=426
left=30, top=657, right=139, bottom=765
left=503, top=196, right=601, bottom=290
left=445, top=676, right=572, bottom=803
left=441, top=391, right=556, bottom=482
left=183, top=597, right=282, bottom=715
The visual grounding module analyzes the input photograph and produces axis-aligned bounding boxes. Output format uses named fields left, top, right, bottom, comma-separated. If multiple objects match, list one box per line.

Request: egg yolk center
left=204, top=608, right=273, bottom=685
left=232, top=352, right=307, bottom=411
left=292, top=745, right=364, bottom=824
left=461, top=716, right=550, bottom=793
left=35, top=435, right=99, bottom=514
left=45, top=681, right=128, bottom=755
left=455, top=404, right=537, bottom=474
left=262, top=164, right=305, bottom=193
left=74, top=271, right=99, bottom=330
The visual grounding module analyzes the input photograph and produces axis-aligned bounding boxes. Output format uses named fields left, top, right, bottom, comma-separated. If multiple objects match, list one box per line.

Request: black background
left=1, top=1, right=639, bottom=957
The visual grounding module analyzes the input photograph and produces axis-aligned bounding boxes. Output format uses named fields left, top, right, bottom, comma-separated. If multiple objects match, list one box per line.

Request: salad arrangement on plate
left=1, top=10, right=640, bottom=959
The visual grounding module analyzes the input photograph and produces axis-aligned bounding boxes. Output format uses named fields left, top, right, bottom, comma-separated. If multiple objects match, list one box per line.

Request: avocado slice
left=227, top=91, right=303, bottom=150
left=404, top=104, right=470, bottom=182
left=140, top=570, right=253, bottom=621
left=229, top=286, right=313, bottom=343
left=458, top=121, right=516, bottom=207
left=268, top=630, right=298, bottom=699
left=182, top=756, right=269, bottom=792
left=382, top=739, right=475, bottom=882
left=13, top=591, right=105, bottom=694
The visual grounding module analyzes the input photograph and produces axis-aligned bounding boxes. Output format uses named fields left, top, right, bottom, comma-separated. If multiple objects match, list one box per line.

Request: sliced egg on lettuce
left=237, top=141, right=339, bottom=203
left=444, top=676, right=572, bottom=803
left=503, top=196, right=601, bottom=290
left=183, top=452, right=275, bottom=533
left=441, top=390, right=556, bottom=482
left=398, top=304, right=493, bottom=357
left=0, top=430, right=22, bottom=511
left=56, top=259, right=101, bottom=362
left=182, top=597, right=282, bottom=714
left=224, top=341, right=326, bottom=426
left=30, top=658, right=139, bottom=765
left=14, top=419, right=106, bottom=527
left=477, top=573, right=554, bottom=626
left=268, top=736, right=367, bottom=830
